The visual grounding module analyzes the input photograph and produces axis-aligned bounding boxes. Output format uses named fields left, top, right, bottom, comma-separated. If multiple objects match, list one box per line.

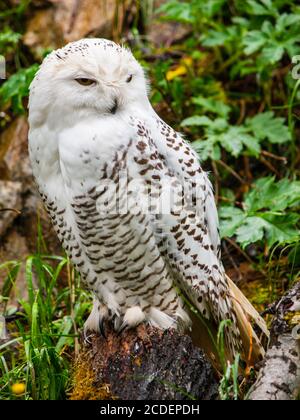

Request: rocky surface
left=23, top=0, right=133, bottom=58
left=0, top=182, right=22, bottom=237
left=248, top=282, right=300, bottom=400
left=0, top=116, right=61, bottom=299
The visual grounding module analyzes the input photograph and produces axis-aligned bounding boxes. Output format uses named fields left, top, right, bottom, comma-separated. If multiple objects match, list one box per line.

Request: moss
left=283, top=312, right=300, bottom=329
left=241, top=279, right=272, bottom=311
left=69, top=352, right=115, bottom=401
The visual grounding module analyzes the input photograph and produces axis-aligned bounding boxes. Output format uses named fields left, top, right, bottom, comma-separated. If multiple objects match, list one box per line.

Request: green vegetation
left=151, top=0, right=300, bottom=261
left=0, top=0, right=299, bottom=400
left=0, top=254, right=90, bottom=400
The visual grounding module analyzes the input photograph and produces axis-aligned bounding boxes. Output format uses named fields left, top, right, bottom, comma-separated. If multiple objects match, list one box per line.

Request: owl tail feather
left=226, top=275, right=269, bottom=367
left=189, top=276, right=269, bottom=372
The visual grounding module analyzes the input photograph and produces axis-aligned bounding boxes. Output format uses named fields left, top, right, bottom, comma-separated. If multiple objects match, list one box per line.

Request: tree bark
left=248, top=282, right=300, bottom=400
left=70, top=325, right=219, bottom=400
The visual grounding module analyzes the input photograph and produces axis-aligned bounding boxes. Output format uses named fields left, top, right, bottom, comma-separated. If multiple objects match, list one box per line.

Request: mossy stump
left=70, top=325, right=218, bottom=400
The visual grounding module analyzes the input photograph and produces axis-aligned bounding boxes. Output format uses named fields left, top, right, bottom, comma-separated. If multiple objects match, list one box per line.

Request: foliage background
left=0, top=0, right=299, bottom=400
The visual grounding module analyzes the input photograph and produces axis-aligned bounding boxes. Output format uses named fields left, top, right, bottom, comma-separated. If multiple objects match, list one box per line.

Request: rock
left=147, top=0, right=191, bottom=47
left=1, top=117, right=32, bottom=188
left=0, top=181, right=22, bottom=237
left=0, top=230, right=30, bottom=305
left=70, top=325, right=219, bottom=400
left=23, top=0, right=132, bottom=58
left=0, top=116, right=62, bottom=256
left=248, top=282, right=300, bottom=400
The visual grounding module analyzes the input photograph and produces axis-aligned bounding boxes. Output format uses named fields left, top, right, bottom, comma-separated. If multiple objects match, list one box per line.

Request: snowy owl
left=28, top=39, right=268, bottom=365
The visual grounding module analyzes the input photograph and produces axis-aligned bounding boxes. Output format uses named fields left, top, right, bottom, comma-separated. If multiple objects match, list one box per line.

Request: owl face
left=29, top=39, right=149, bottom=129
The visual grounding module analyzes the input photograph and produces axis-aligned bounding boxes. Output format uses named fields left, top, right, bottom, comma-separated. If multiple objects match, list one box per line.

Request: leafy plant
left=243, top=14, right=300, bottom=64
left=219, top=177, right=300, bottom=248
left=157, top=0, right=226, bottom=25
left=0, top=64, right=39, bottom=114
left=0, top=28, right=21, bottom=55
left=181, top=111, right=291, bottom=160
left=160, top=0, right=300, bottom=80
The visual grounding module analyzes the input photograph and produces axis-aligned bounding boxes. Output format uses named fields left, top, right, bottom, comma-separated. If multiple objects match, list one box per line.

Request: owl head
left=28, top=39, right=149, bottom=129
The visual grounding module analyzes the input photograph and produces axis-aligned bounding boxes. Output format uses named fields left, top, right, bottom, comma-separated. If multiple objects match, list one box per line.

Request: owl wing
left=128, top=116, right=237, bottom=338
left=130, top=115, right=268, bottom=361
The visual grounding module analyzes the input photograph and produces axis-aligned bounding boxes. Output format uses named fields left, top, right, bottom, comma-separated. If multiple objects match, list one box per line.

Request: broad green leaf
left=192, top=97, right=231, bottom=118
left=246, top=112, right=291, bottom=144
left=200, top=0, right=226, bottom=18
left=181, top=115, right=213, bottom=127
left=244, top=30, right=267, bottom=55
left=276, top=13, right=300, bottom=32
left=244, top=177, right=300, bottom=212
left=0, top=64, right=39, bottom=114
left=261, top=43, right=285, bottom=63
left=239, top=133, right=261, bottom=156
left=219, top=177, right=300, bottom=248
left=261, top=213, right=300, bottom=247
left=0, top=29, right=21, bottom=53
left=245, top=0, right=277, bottom=17
left=219, top=207, right=246, bottom=238
left=193, top=137, right=221, bottom=161
left=157, top=1, right=194, bottom=23
left=219, top=128, right=244, bottom=157
left=235, top=217, right=266, bottom=247
left=201, top=27, right=236, bottom=47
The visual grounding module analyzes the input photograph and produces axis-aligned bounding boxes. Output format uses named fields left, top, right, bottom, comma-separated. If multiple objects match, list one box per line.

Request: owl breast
left=34, top=114, right=189, bottom=330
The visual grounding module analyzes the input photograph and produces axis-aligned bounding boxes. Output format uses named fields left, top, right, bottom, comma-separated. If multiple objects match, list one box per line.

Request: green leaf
left=235, top=216, right=266, bottom=247
left=158, top=0, right=226, bottom=24
left=0, top=29, right=21, bottom=53
left=246, top=112, right=291, bottom=144
left=219, top=207, right=246, bottom=238
left=235, top=213, right=299, bottom=249
left=200, top=0, right=226, bottom=18
left=0, top=64, right=39, bottom=114
left=219, top=128, right=244, bottom=157
left=55, top=316, right=73, bottom=353
left=219, top=177, right=300, bottom=248
left=192, top=97, right=231, bottom=118
left=239, top=133, right=261, bottom=156
left=261, top=213, right=300, bottom=248
left=201, top=28, right=232, bottom=47
left=181, top=115, right=213, bottom=127
left=244, top=177, right=300, bottom=212
left=193, top=137, right=222, bottom=161
left=276, top=13, right=300, bottom=33
left=261, top=43, right=285, bottom=63
left=157, top=1, right=194, bottom=24
left=245, top=0, right=277, bottom=17
left=219, top=126, right=261, bottom=157
left=244, top=30, right=267, bottom=55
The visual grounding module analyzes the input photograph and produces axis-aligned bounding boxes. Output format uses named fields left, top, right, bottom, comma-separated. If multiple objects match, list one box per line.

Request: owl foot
left=84, top=298, right=109, bottom=343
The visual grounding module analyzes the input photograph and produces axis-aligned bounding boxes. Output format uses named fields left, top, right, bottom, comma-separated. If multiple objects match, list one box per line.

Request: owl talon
left=99, top=318, right=107, bottom=339
left=117, top=322, right=128, bottom=336
left=83, top=328, right=93, bottom=345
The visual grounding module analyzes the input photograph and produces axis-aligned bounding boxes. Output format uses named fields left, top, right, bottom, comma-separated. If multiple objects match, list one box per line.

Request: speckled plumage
left=28, top=39, right=268, bottom=363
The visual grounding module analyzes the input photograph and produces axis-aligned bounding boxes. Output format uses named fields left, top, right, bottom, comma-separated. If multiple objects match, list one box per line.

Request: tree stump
left=70, top=325, right=219, bottom=400
left=248, top=282, right=300, bottom=400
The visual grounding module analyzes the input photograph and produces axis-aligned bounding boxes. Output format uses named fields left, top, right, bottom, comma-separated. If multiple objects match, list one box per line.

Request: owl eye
left=75, top=78, right=96, bottom=86
left=126, top=74, right=133, bottom=83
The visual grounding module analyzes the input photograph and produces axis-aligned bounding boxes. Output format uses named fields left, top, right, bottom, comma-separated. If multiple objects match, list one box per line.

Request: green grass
left=0, top=254, right=91, bottom=400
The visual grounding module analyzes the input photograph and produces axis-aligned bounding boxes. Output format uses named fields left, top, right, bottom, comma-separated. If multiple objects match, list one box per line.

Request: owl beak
left=109, top=98, right=118, bottom=114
